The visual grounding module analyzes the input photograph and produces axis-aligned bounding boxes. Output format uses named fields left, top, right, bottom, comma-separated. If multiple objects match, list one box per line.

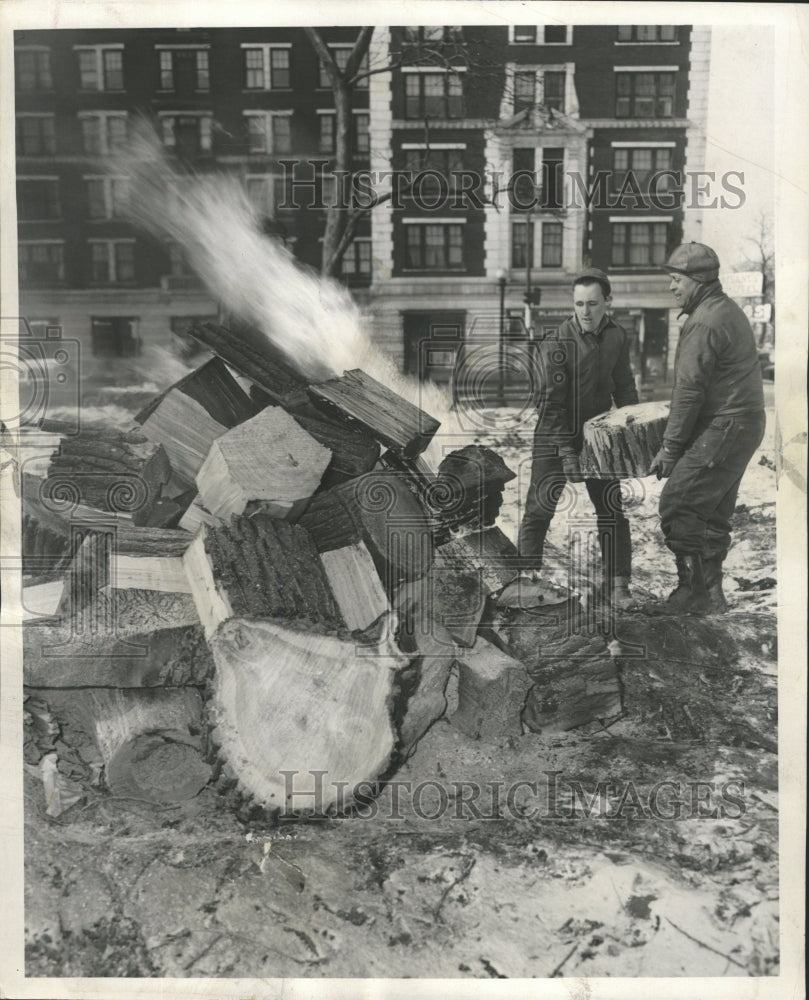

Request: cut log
left=45, top=427, right=171, bottom=525
left=393, top=580, right=457, bottom=757
left=289, top=402, right=381, bottom=489
left=308, top=369, right=441, bottom=459
left=135, top=358, right=255, bottom=487
left=30, top=688, right=211, bottom=805
left=178, top=495, right=222, bottom=534
left=428, top=445, right=516, bottom=542
left=136, top=356, right=256, bottom=428
left=208, top=618, right=407, bottom=813
left=24, top=589, right=213, bottom=688
left=297, top=471, right=433, bottom=589
left=319, top=542, right=390, bottom=632
left=195, top=405, right=331, bottom=520
left=184, top=514, right=342, bottom=638
left=428, top=549, right=489, bottom=648
left=436, top=526, right=518, bottom=597
left=579, top=401, right=671, bottom=478
left=66, top=525, right=194, bottom=602
left=449, top=637, right=533, bottom=740
left=189, top=320, right=311, bottom=405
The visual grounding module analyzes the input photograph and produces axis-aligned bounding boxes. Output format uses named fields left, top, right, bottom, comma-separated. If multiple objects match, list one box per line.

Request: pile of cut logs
left=21, top=319, right=669, bottom=817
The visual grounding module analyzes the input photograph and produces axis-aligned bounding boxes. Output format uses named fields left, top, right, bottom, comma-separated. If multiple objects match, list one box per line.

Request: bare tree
left=303, top=27, right=494, bottom=276
left=739, top=210, right=775, bottom=304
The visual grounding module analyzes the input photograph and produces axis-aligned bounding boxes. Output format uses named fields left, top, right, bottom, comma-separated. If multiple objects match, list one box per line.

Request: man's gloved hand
left=561, top=454, right=584, bottom=483
left=649, top=445, right=681, bottom=479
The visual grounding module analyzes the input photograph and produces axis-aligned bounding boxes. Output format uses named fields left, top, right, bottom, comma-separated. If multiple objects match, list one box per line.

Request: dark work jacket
left=664, top=279, right=765, bottom=452
left=536, top=314, right=639, bottom=456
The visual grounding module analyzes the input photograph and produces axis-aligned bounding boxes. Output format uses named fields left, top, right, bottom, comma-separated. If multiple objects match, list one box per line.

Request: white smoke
left=112, top=122, right=461, bottom=464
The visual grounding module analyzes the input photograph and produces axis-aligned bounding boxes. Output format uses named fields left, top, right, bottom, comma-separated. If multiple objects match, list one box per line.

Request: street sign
left=720, top=271, right=764, bottom=297
left=743, top=302, right=773, bottom=323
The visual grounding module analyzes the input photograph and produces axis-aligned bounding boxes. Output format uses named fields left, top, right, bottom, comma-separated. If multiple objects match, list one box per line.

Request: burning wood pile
left=22, top=320, right=655, bottom=818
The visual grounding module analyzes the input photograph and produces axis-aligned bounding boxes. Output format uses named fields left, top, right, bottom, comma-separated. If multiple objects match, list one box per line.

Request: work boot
left=644, top=554, right=711, bottom=616
left=703, top=556, right=728, bottom=613
left=610, top=575, right=635, bottom=610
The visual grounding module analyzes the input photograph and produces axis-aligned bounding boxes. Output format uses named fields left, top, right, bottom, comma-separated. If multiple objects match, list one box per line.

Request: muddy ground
left=22, top=389, right=780, bottom=981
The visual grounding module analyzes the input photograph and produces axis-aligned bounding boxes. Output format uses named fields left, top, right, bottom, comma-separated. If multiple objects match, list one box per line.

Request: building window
left=611, top=221, right=669, bottom=266
left=91, top=316, right=140, bottom=357
left=615, top=72, right=675, bottom=118
left=76, top=45, right=124, bottom=91
left=511, top=220, right=534, bottom=268
left=242, top=44, right=291, bottom=89
left=541, top=148, right=564, bottom=209
left=543, top=71, right=566, bottom=112
left=319, top=46, right=369, bottom=88
left=513, top=70, right=566, bottom=113
left=510, top=25, right=572, bottom=44
left=245, top=175, right=273, bottom=215
left=404, top=26, right=463, bottom=45
left=403, top=147, right=465, bottom=195
left=318, top=113, right=335, bottom=153
left=541, top=222, right=563, bottom=267
left=18, top=242, right=65, bottom=284
left=16, top=115, right=56, bottom=155
left=613, top=146, right=674, bottom=189
left=15, top=48, right=52, bottom=90
left=342, top=239, right=371, bottom=276
left=80, top=113, right=128, bottom=155
left=616, top=26, right=677, bottom=43
left=405, top=223, right=464, bottom=270
left=244, top=112, right=292, bottom=154
left=514, top=71, right=536, bottom=112
left=404, top=71, right=464, bottom=119
left=158, top=48, right=209, bottom=91
left=354, top=113, right=369, bottom=154
left=89, top=240, right=136, bottom=284
left=85, top=176, right=130, bottom=219
left=17, top=178, right=61, bottom=220
left=161, top=114, right=213, bottom=156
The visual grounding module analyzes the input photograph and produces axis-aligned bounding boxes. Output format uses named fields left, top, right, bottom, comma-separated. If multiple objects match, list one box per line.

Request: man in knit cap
left=647, top=242, right=766, bottom=614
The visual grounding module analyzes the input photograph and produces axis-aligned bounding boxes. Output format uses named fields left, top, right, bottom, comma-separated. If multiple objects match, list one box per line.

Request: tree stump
left=579, top=401, right=670, bottom=478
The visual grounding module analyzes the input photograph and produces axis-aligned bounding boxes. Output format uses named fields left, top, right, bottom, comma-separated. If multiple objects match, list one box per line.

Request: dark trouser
left=517, top=447, right=632, bottom=579
left=659, top=412, right=766, bottom=559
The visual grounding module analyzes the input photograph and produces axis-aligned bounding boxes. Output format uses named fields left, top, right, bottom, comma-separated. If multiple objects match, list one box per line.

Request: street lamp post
left=496, top=269, right=507, bottom=405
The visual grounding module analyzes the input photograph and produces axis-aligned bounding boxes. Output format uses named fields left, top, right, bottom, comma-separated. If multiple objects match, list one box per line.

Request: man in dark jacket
left=648, top=242, right=766, bottom=614
left=514, top=267, right=639, bottom=608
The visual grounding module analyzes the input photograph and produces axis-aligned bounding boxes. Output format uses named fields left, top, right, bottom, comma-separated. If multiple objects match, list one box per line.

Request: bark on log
left=189, top=321, right=311, bottom=405
left=195, top=405, right=331, bottom=520
left=29, top=687, right=211, bottom=805
left=45, top=429, right=171, bottom=525
left=308, top=369, right=441, bottom=459
left=579, top=401, right=671, bottom=478
left=297, top=471, right=434, bottom=589
left=449, top=637, right=533, bottom=740
left=207, top=618, right=407, bottom=813
left=184, top=514, right=342, bottom=638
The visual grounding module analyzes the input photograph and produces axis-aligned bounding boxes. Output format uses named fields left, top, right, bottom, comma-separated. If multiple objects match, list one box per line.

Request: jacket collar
left=572, top=313, right=613, bottom=338
left=679, top=278, right=724, bottom=317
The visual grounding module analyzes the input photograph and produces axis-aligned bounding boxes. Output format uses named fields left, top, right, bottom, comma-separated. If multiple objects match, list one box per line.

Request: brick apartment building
left=13, top=23, right=711, bottom=392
